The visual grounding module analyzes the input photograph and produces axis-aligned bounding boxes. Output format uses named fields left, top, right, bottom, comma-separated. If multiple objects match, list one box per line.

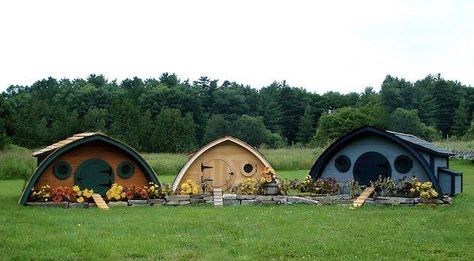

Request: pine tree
left=452, top=98, right=469, bottom=137
left=296, top=105, right=316, bottom=144
left=413, top=88, right=438, bottom=127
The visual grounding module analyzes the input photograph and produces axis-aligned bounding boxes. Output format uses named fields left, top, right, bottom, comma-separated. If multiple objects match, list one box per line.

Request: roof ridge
left=32, top=132, right=103, bottom=157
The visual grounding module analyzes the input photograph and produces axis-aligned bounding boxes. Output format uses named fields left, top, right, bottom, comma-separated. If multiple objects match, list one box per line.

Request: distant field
left=1, top=141, right=472, bottom=180
left=435, top=140, right=474, bottom=152
left=0, top=160, right=472, bottom=260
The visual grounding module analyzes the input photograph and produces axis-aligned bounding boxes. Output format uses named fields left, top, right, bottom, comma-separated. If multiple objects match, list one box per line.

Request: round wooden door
left=201, top=159, right=233, bottom=188
left=353, top=152, right=391, bottom=186
left=74, top=159, right=114, bottom=196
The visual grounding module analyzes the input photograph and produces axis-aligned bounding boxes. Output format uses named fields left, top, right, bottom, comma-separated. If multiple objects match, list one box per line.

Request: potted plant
left=259, top=167, right=279, bottom=195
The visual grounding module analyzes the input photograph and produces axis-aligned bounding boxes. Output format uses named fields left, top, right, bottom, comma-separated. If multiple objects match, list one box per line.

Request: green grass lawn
left=0, top=160, right=473, bottom=260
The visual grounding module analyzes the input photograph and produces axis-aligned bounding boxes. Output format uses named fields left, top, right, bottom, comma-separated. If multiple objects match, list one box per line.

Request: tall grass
left=435, top=140, right=474, bottom=152
left=260, top=147, right=323, bottom=170
left=142, top=147, right=323, bottom=177
left=0, top=145, right=36, bottom=180
left=0, top=140, right=469, bottom=182
left=142, top=153, right=188, bottom=177
left=0, top=145, right=322, bottom=180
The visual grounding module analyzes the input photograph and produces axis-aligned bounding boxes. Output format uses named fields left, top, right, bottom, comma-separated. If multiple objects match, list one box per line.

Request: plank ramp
left=353, top=186, right=375, bottom=207
left=213, top=188, right=223, bottom=207
left=92, top=193, right=110, bottom=210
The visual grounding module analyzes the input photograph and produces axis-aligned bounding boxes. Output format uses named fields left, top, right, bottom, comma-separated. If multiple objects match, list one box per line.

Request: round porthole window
left=117, top=161, right=135, bottom=179
left=335, top=155, right=351, bottom=173
left=240, top=162, right=256, bottom=177
left=53, top=161, right=72, bottom=180
left=394, top=155, right=412, bottom=173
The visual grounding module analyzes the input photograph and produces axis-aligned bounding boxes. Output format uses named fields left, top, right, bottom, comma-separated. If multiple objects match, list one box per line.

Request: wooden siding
left=177, top=140, right=267, bottom=191
left=34, top=140, right=149, bottom=189
left=321, top=135, right=430, bottom=183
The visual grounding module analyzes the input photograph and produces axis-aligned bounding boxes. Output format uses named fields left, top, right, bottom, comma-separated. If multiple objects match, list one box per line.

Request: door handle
left=99, top=167, right=113, bottom=176
left=201, top=163, right=213, bottom=172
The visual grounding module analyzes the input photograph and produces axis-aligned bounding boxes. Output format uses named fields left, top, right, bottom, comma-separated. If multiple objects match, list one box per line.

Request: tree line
left=1, top=73, right=473, bottom=152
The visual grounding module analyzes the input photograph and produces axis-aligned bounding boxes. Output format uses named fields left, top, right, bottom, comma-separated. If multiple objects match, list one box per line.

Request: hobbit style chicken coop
left=19, top=133, right=159, bottom=205
left=309, top=126, right=463, bottom=196
left=172, top=136, right=274, bottom=193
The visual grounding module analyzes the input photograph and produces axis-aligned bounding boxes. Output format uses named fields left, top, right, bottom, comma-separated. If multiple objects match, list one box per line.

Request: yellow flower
left=73, top=185, right=80, bottom=193
left=77, top=197, right=84, bottom=203
left=192, top=187, right=199, bottom=195
left=265, top=175, right=273, bottom=183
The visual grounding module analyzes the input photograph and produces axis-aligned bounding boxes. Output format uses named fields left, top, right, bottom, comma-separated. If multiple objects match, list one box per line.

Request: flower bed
left=25, top=193, right=452, bottom=208
left=25, top=170, right=451, bottom=208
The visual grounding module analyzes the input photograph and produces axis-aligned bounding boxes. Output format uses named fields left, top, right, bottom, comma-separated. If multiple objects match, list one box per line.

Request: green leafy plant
left=235, top=178, right=260, bottom=195
left=313, top=177, right=340, bottom=195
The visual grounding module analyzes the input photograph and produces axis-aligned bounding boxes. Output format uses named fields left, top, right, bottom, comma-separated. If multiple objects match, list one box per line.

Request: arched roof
left=172, top=136, right=272, bottom=191
left=19, top=133, right=159, bottom=205
left=309, top=126, right=443, bottom=194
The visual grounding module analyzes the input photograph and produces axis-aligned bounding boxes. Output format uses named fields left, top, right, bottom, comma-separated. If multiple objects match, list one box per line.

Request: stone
left=442, top=196, right=453, bottom=204
left=255, top=196, right=273, bottom=201
left=224, top=199, right=240, bottom=206
left=203, top=196, right=214, bottom=201
left=240, top=200, right=257, bottom=205
left=272, top=196, right=288, bottom=204
left=311, top=194, right=352, bottom=204
left=236, top=195, right=256, bottom=200
left=107, top=201, right=128, bottom=207
left=377, top=197, right=415, bottom=205
left=165, top=195, right=190, bottom=201
left=223, top=194, right=237, bottom=200
left=128, top=200, right=149, bottom=206
left=69, top=202, right=90, bottom=208
left=190, top=195, right=208, bottom=200
left=26, top=202, right=68, bottom=208
left=286, top=196, right=320, bottom=205
left=147, top=199, right=165, bottom=205
left=373, top=198, right=401, bottom=206
left=190, top=198, right=207, bottom=204
left=165, top=200, right=190, bottom=206
left=413, top=198, right=423, bottom=204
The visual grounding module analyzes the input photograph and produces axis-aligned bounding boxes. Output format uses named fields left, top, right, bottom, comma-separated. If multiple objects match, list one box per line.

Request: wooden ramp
left=213, top=188, right=223, bottom=207
left=92, top=193, right=109, bottom=210
left=352, top=187, right=375, bottom=208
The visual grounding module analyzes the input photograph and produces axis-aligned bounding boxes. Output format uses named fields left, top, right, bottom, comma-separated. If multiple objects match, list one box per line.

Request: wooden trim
left=19, top=134, right=159, bottom=205
left=172, top=136, right=272, bottom=191
left=309, top=126, right=444, bottom=196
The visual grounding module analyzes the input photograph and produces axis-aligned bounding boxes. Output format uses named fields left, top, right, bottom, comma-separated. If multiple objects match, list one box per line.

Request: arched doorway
left=201, top=159, right=233, bottom=189
left=353, top=152, right=391, bottom=186
left=74, top=158, right=114, bottom=195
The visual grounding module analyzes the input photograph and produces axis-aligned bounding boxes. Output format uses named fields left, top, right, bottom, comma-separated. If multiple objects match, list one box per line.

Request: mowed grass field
left=0, top=160, right=473, bottom=260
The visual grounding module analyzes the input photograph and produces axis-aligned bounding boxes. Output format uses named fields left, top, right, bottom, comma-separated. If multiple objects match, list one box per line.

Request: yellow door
left=201, top=159, right=233, bottom=189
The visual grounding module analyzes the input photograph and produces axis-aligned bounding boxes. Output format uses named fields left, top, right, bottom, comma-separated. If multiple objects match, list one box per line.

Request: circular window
left=117, top=161, right=135, bottom=179
left=244, top=164, right=254, bottom=173
left=53, top=161, right=72, bottom=180
left=394, top=155, right=412, bottom=173
left=335, top=155, right=351, bottom=173
left=240, top=162, right=256, bottom=177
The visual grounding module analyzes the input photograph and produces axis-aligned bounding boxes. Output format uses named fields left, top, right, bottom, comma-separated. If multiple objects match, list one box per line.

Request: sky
left=0, top=0, right=473, bottom=94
